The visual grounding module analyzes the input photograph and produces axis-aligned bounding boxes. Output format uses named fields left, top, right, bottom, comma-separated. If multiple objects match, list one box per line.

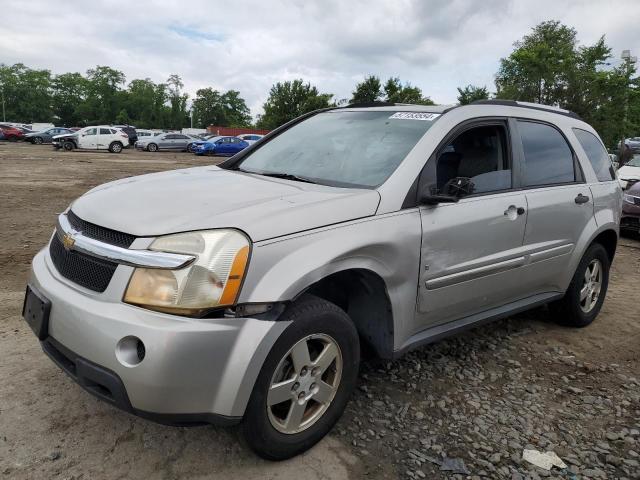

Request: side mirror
left=419, top=192, right=459, bottom=205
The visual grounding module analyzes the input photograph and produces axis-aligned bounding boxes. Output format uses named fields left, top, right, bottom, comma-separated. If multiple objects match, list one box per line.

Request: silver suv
left=24, top=101, right=622, bottom=459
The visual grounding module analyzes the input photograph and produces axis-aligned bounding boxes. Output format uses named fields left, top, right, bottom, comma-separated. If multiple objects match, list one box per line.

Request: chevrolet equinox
left=24, top=100, right=622, bottom=459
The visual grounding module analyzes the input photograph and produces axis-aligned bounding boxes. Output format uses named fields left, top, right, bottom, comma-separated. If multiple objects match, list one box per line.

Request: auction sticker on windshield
left=389, top=112, right=441, bottom=121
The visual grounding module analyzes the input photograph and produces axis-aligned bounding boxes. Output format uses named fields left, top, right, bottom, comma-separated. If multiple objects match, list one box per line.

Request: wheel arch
left=293, top=268, right=395, bottom=359
left=590, top=228, right=617, bottom=263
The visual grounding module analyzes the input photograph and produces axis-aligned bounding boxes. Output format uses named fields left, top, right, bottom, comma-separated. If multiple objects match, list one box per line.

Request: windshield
left=628, top=155, right=640, bottom=167
left=235, top=110, right=439, bottom=188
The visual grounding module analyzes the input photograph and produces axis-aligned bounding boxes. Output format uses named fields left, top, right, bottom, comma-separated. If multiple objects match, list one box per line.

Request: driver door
left=78, top=128, right=98, bottom=149
left=415, top=119, right=529, bottom=330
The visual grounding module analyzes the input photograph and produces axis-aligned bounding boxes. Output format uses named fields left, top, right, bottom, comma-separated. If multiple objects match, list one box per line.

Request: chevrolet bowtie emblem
left=62, top=232, right=76, bottom=250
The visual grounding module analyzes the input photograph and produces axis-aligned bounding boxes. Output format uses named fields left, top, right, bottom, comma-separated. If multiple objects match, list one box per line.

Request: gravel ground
left=0, top=142, right=638, bottom=479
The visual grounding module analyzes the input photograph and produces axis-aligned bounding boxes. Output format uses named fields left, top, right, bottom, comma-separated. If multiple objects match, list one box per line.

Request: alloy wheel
left=267, top=333, right=342, bottom=434
left=580, top=258, right=602, bottom=313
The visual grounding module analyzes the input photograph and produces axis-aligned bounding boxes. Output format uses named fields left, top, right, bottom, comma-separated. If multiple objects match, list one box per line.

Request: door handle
left=575, top=194, right=590, bottom=204
left=504, top=205, right=526, bottom=218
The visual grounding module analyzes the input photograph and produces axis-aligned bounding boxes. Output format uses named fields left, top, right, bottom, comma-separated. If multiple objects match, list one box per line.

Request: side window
left=85, top=128, right=97, bottom=136
left=165, top=134, right=176, bottom=139
left=518, top=121, right=575, bottom=187
left=431, top=124, right=511, bottom=198
left=573, top=128, right=615, bottom=182
left=99, top=128, right=112, bottom=135
left=176, top=134, right=188, bottom=139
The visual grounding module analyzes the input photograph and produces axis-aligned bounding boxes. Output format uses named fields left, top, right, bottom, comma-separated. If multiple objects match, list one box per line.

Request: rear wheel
left=62, top=141, right=75, bottom=151
left=549, top=243, right=610, bottom=327
left=7, top=135, right=18, bottom=142
left=33, top=137, right=43, bottom=145
left=147, top=143, right=158, bottom=152
left=109, top=141, right=123, bottom=153
left=241, top=295, right=359, bottom=460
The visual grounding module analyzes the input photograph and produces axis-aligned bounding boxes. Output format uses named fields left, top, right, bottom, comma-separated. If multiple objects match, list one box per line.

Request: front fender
left=238, top=210, right=423, bottom=351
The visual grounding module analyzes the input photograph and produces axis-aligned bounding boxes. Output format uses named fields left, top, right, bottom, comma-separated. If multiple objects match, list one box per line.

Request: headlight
left=124, top=229, right=250, bottom=316
left=624, top=193, right=636, bottom=204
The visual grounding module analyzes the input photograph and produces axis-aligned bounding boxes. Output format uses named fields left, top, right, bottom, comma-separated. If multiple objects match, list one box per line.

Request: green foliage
left=351, top=75, right=382, bottom=103
left=495, top=20, right=640, bottom=147
left=0, top=64, right=250, bottom=130
left=256, top=79, right=332, bottom=129
left=457, top=85, right=490, bottom=105
left=192, top=88, right=252, bottom=128
left=383, top=77, right=434, bottom=105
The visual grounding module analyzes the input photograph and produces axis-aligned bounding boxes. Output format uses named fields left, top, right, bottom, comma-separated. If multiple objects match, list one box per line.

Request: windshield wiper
left=240, top=170, right=320, bottom=185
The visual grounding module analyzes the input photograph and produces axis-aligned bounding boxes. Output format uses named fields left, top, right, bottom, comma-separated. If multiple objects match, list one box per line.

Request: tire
left=147, top=143, right=158, bottom=152
left=241, top=295, right=360, bottom=460
left=62, top=141, right=75, bottom=151
left=33, top=137, right=43, bottom=145
left=187, top=143, right=195, bottom=153
left=7, top=135, right=18, bottom=142
left=109, top=141, right=123, bottom=153
left=549, top=243, right=610, bottom=327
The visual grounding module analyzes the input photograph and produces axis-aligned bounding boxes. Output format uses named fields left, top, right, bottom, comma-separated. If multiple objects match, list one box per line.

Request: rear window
left=573, top=128, right=615, bottom=181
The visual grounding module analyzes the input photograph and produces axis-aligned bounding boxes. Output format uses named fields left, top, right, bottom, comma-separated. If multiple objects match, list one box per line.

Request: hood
left=619, top=165, right=640, bottom=180
left=53, top=132, right=76, bottom=140
left=70, top=166, right=381, bottom=242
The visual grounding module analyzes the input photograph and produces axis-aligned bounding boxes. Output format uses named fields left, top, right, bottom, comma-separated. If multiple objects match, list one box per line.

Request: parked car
left=621, top=181, right=640, bottom=233
left=0, top=129, right=4, bottom=141
left=52, top=126, right=129, bottom=153
left=193, top=136, right=249, bottom=156
left=619, top=137, right=640, bottom=153
left=25, top=127, right=75, bottom=144
left=0, top=125, right=26, bottom=141
left=237, top=134, right=264, bottom=145
left=112, top=125, right=137, bottom=146
left=617, top=154, right=640, bottom=189
left=24, top=101, right=621, bottom=460
left=135, top=132, right=199, bottom=152
left=135, top=129, right=156, bottom=140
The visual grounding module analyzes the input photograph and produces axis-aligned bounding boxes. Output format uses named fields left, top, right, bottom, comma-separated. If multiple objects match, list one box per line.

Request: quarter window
left=518, top=121, right=575, bottom=186
left=573, top=128, right=615, bottom=182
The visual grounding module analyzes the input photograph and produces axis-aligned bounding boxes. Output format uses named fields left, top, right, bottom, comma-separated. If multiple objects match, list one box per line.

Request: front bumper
left=28, top=249, right=289, bottom=421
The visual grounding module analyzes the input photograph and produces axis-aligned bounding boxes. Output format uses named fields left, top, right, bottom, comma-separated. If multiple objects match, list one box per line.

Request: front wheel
left=549, top=243, right=610, bottom=327
left=241, top=295, right=359, bottom=460
left=108, top=141, right=123, bottom=153
left=33, top=137, right=43, bottom=145
left=62, top=141, right=75, bottom=151
left=147, top=143, right=158, bottom=152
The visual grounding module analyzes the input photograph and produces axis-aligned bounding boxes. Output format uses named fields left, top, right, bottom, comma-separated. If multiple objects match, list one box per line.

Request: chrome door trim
left=56, top=213, right=194, bottom=269
left=425, top=255, right=526, bottom=290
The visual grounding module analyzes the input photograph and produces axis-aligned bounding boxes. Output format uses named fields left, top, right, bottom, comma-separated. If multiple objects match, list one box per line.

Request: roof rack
left=344, top=101, right=396, bottom=108
left=468, top=99, right=582, bottom=120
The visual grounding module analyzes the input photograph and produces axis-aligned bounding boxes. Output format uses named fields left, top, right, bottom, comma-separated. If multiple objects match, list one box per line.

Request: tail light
left=120, top=133, right=128, bottom=139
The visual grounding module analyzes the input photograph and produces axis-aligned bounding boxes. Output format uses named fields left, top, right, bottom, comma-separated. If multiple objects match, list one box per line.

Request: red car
left=0, top=125, right=25, bottom=141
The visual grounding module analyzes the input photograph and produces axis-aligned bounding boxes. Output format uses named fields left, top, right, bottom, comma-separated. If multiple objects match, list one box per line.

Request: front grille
left=67, top=210, right=135, bottom=248
left=634, top=197, right=640, bottom=206
left=49, top=234, right=118, bottom=292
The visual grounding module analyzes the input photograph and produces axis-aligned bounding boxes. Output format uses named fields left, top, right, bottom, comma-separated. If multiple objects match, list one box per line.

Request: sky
left=1, top=0, right=639, bottom=119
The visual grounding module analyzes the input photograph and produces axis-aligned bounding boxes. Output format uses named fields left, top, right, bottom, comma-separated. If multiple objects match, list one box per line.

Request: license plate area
left=22, top=285, right=51, bottom=340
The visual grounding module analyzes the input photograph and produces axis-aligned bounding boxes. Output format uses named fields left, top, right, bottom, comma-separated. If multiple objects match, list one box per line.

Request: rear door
left=97, top=128, right=113, bottom=149
left=513, top=119, right=595, bottom=295
left=416, top=119, right=529, bottom=329
left=158, top=134, right=173, bottom=150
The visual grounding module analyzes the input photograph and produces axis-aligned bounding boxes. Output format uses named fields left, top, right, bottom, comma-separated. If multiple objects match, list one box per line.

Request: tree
left=383, top=77, right=434, bottom=105
left=351, top=75, right=382, bottom=104
left=457, top=85, right=490, bottom=105
left=257, top=79, right=332, bottom=129
left=192, top=88, right=252, bottom=127
left=0, top=63, right=53, bottom=122
left=79, top=66, right=126, bottom=124
left=494, top=20, right=640, bottom=147
left=166, top=74, right=189, bottom=129
left=51, top=72, right=88, bottom=126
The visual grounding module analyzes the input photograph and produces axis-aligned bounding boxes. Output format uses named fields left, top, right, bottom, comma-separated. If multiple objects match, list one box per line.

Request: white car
left=237, top=134, right=264, bottom=145
left=135, top=129, right=157, bottom=139
left=617, top=155, right=640, bottom=189
left=52, top=126, right=130, bottom=153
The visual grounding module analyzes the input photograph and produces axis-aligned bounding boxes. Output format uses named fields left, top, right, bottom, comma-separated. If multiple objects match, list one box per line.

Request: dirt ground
left=0, top=142, right=638, bottom=479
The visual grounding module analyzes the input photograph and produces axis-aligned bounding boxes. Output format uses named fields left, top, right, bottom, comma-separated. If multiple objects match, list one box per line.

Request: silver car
left=135, top=132, right=199, bottom=152
left=24, top=101, right=622, bottom=459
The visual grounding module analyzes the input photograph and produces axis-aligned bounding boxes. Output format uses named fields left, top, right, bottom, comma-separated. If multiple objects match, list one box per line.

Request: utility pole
left=620, top=50, right=637, bottom=158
